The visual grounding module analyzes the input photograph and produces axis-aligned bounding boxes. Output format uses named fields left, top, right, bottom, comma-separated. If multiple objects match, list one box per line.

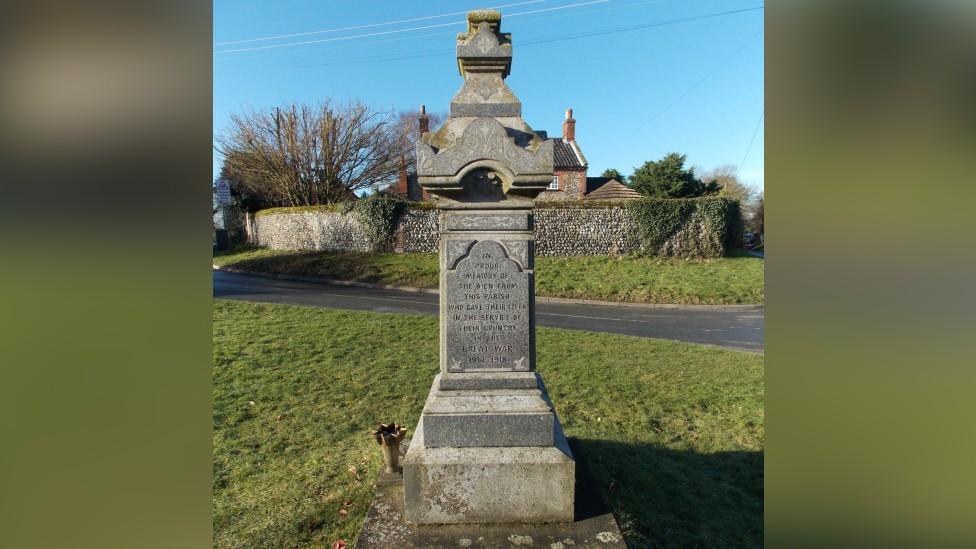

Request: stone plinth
left=402, top=415, right=575, bottom=525
left=420, top=375, right=554, bottom=448
left=358, top=437, right=623, bottom=548
left=403, top=207, right=576, bottom=524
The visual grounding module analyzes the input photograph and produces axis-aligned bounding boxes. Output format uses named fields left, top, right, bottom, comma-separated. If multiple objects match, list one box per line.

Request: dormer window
left=548, top=175, right=559, bottom=190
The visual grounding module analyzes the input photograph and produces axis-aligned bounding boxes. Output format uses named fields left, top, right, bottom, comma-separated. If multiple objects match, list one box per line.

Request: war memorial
left=356, top=9, right=623, bottom=547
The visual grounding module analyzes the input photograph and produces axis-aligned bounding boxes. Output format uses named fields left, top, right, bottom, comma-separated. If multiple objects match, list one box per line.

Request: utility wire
left=627, top=28, right=761, bottom=138
left=214, top=0, right=662, bottom=63
left=524, top=5, right=761, bottom=46
left=739, top=111, right=764, bottom=170
left=257, top=6, right=762, bottom=72
left=214, top=0, right=611, bottom=54
left=215, top=21, right=459, bottom=54
left=214, top=0, right=545, bottom=46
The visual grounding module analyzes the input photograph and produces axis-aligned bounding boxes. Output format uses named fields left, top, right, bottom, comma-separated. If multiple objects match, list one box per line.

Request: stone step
left=421, top=376, right=555, bottom=447
left=438, top=371, right=539, bottom=390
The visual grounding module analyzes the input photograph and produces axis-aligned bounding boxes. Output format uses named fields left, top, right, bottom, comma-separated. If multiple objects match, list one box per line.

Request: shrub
left=627, top=197, right=740, bottom=257
left=351, top=195, right=408, bottom=250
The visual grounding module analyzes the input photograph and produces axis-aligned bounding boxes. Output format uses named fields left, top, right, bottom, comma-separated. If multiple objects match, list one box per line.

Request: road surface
left=213, top=270, right=763, bottom=353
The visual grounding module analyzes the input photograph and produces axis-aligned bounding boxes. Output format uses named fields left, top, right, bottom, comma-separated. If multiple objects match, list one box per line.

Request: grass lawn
left=213, top=299, right=764, bottom=548
left=213, top=247, right=764, bottom=305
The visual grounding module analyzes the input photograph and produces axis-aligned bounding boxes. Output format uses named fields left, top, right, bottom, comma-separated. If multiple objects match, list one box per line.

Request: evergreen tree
left=600, top=168, right=626, bottom=183
left=629, top=152, right=706, bottom=198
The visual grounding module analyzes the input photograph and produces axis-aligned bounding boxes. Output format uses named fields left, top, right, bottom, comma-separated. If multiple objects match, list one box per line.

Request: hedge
left=626, top=197, right=741, bottom=257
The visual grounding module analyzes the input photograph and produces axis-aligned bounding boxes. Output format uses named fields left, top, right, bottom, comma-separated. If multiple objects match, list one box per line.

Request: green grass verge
left=213, top=247, right=764, bottom=305
left=213, top=299, right=764, bottom=548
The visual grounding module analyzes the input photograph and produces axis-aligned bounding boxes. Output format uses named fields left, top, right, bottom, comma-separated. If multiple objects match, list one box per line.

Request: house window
left=548, top=175, right=559, bottom=190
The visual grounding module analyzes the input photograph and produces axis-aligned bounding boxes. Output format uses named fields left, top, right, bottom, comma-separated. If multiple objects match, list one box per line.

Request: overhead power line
left=214, top=0, right=545, bottom=46
left=522, top=5, right=762, bottom=46
left=235, top=5, right=763, bottom=72
left=214, top=0, right=662, bottom=62
left=214, top=0, right=611, bottom=54
left=739, top=111, right=764, bottom=170
left=628, top=28, right=762, bottom=137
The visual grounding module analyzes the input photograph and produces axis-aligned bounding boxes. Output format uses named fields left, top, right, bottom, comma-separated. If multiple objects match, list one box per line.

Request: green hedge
left=626, top=197, right=740, bottom=257
left=350, top=195, right=407, bottom=249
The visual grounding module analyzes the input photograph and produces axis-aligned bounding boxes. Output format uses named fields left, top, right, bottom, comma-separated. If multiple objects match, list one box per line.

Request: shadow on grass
left=571, top=437, right=763, bottom=548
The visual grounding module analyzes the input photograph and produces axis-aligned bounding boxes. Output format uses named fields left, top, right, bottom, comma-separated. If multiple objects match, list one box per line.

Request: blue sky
left=213, top=0, right=764, bottom=189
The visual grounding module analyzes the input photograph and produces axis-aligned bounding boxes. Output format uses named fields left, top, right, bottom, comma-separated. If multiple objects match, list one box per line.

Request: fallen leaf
left=348, top=466, right=361, bottom=481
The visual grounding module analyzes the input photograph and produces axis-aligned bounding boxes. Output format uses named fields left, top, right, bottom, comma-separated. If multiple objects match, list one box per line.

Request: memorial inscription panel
left=445, top=240, right=530, bottom=372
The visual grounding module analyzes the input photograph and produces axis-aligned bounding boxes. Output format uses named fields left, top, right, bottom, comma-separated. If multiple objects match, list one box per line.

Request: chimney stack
left=562, top=108, right=575, bottom=141
left=397, top=154, right=409, bottom=196
left=419, top=104, right=430, bottom=135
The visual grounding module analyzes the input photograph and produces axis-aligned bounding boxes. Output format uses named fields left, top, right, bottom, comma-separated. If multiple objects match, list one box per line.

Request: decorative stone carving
left=417, top=8, right=553, bottom=204
left=500, top=240, right=531, bottom=270
left=445, top=240, right=476, bottom=270
left=445, top=213, right=530, bottom=232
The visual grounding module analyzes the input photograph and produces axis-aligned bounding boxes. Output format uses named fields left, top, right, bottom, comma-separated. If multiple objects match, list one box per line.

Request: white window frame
left=548, top=175, right=560, bottom=190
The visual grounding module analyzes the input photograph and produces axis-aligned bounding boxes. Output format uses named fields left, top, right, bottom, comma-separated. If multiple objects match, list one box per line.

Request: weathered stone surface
left=254, top=212, right=372, bottom=252
left=450, top=102, right=521, bottom=117
left=394, top=208, right=439, bottom=253
left=420, top=376, right=555, bottom=448
left=424, top=410, right=553, bottom=448
left=255, top=206, right=679, bottom=257
left=357, top=436, right=624, bottom=548
left=417, top=117, right=554, bottom=196
left=401, top=416, right=575, bottom=524
left=438, top=371, right=539, bottom=390
left=417, top=10, right=553, bottom=203
left=444, top=240, right=531, bottom=373
left=533, top=207, right=643, bottom=255
left=444, top=212, right=531, bottom=232
left=399, top=8, right=576, bottom=527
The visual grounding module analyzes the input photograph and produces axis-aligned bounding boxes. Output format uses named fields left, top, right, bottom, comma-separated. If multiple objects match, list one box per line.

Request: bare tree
left=701, top=164, right=756, bottom=204
left=216, top=101, right=407, bottom=206
left=394, top=107, right=445, bottom=168
left=750, top=191, right=764, bottom=236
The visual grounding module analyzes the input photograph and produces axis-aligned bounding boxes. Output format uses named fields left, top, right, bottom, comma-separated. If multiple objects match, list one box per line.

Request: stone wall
left=395, top=208, right=439, bottom=253
left=255, top=212, right=372, bottom=252
left=254, top=205, right=729, bottom=257
left=534, top=207, right=641, bottom=255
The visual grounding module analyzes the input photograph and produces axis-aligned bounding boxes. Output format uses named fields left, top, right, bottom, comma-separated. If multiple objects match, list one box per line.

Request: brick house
left=396, top=107, right=640, bottom=202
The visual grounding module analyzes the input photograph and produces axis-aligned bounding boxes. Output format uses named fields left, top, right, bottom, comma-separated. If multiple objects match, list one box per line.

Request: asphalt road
left=213, top=270, right=764, bottom=353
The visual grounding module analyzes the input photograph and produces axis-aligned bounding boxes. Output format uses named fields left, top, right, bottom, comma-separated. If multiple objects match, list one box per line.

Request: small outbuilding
left=582, top=177, right=643, bottom=201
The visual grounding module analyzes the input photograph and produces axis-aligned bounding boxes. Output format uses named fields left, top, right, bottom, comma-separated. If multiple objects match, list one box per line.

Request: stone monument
left=401, top=9, right=575, bottom=524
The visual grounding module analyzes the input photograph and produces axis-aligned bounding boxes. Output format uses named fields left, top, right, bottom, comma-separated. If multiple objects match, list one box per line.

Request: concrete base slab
left=357, top=438, right=623, bottom=548
left=402, top=415, right=575, bottom=524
